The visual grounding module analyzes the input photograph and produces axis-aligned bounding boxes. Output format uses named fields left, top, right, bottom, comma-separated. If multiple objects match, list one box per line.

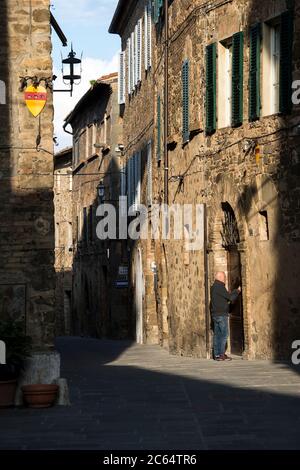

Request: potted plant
left=0, top=319, right=32, bottom=407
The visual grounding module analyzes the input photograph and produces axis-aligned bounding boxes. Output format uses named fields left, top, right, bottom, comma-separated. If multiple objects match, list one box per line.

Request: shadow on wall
left=238, top=0, right=300, bottom=361
left=0, top=0, right=56, bottom=351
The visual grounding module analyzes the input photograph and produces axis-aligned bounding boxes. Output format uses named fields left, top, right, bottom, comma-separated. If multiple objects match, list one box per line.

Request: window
left=259, top=210, right=269, bottom=241
left=262, top=11, right=293, bottom=116
left=79, top=130, right=86, bottom=162
left=182, top=60, right=190, bottom=143
left=206, top=43, right=217, bottom=134
left=73, top=138, right=79, bottom=166
left=87, top=124, right=94, bottom=157
left=145, top=1, right=152, bottom=70
left=146, top=141, right=152, bottom=207
left=118, top=51, right=125, bottom=104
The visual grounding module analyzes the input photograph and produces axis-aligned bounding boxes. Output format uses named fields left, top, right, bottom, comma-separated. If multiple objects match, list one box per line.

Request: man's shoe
left=222, top=354, right=233, bottom=361
left=215, top=355, right=225, bottom=361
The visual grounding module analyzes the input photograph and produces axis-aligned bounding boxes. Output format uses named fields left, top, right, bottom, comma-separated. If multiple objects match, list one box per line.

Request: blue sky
left=51, top=0, right=120, bottom=150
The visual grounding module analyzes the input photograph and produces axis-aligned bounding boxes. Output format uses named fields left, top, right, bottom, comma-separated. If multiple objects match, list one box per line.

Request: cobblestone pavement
left=1, top=337, right=300, bottom=450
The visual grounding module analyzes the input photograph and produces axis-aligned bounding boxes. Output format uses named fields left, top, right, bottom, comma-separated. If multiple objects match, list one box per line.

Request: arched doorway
left=220, top=203, right=245, bottom=355
left=211, top=202, right=245, bottom=356
left=135, top=248, right=144, bottom=344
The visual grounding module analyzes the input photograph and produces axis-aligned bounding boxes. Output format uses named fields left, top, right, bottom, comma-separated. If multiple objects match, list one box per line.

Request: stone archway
left=208, top=176, right=249, bottom=357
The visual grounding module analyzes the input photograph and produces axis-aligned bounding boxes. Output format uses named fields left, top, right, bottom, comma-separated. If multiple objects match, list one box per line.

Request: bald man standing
left=210, top=272, right=241, bottom=361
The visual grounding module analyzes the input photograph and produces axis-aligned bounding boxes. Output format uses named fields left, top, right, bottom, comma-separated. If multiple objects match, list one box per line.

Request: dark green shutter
left=232, top=31, right=244, bottom=127
left=182, top=60, right=189, bottom=143
left=206, top=43, right=217, bottom=134
left=280, top=10, right=294, bottom=114
left=249, top=24, right=261, bottom=121
left=157, top=95, right=161, bottom=161
left=153, top=0, right=163, bottom=24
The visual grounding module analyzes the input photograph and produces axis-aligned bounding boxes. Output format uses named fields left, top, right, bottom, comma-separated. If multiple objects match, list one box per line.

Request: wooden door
left=227, top=249, right=244, bottom=355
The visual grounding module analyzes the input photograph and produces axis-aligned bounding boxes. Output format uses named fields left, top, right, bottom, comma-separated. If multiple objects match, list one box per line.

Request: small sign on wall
left=24, top=85, right=47, bottom=117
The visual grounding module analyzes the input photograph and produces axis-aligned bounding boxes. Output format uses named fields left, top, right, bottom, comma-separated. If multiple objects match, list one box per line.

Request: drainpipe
left=164, top=0, right=169, bottom=205
left=204, top=204, right=211, bottom=359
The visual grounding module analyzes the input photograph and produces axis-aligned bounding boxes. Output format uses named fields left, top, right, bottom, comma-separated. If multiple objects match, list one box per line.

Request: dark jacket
left=210, top=280, right=240, bottom=316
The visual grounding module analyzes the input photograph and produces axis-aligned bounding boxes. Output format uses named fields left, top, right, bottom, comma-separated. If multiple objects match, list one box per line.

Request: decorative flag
left=24, top=85, right=47, bottom=117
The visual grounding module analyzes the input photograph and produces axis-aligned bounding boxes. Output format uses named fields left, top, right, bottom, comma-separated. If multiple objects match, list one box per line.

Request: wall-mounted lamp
left=53, top=45, right=82, bottom=97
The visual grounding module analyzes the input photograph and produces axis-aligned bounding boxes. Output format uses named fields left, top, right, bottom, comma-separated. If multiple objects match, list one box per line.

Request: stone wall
left=0, top=0, right=56, bottom=350
left=151, top=0, right=300, bottom=359
left=68, top=76, right=129, bottom=339
left=54, top=148, right=73, bottom=336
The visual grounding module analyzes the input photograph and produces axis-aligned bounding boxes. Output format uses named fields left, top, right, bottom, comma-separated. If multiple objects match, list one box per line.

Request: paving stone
left=0, top=337, right=300, bottom=450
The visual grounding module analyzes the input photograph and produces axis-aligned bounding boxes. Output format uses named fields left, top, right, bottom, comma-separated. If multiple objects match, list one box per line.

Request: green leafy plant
left=0, top=319, right=32, bottom=380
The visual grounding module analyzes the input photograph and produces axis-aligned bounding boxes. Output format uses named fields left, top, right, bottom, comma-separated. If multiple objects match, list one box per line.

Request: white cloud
left=53, top=53, right=119, bottom=150
left=51, top=0, right=119, bottom=25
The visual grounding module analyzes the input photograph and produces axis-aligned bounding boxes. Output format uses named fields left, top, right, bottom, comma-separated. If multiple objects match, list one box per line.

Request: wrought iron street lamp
left=54, top=45, right=82, bottom=96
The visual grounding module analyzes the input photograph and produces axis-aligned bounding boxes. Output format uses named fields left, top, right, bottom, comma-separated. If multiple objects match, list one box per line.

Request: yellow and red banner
left=24, top=85, right=47, bottom=117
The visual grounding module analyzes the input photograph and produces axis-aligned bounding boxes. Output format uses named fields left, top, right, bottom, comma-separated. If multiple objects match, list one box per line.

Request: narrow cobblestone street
left=1, top=337, right=300, bottom=450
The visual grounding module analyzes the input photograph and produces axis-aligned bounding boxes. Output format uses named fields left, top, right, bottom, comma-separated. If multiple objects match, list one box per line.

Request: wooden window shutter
left=127, top=38, right=131, bottom=95
left=232, top=31, right=244, bottom=127
left=182, top=60, right=190, bottom=143
left=280, top=10, right=294, bottom=114
left=118, top=51, right=125, bottom=104
left=205, top=43, right=217, bottom=134
left=147, top=141, right=152, bottom=207
left=137, top=19, right=142, bottom=82
left=146, top=1, right=152, bottom=69
left=157, top=95, right=162, bottom=161
left=249, top=24, right=261, bottom=121
left=154, top=0, right=163, bottom=25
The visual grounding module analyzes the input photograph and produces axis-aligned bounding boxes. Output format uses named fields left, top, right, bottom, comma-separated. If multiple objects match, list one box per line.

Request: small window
left=259, top=210, right=269, bottom=241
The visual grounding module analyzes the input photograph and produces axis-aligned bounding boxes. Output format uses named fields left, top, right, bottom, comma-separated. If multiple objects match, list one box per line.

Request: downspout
left=164, top=0, right=169, bottom=205
left=204, top=204, right=210, bottom=358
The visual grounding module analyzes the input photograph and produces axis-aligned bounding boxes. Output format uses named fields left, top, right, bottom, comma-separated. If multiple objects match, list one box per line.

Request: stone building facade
left=54, top=147, right=73, bottom=336
left=64, top=73, right=129, bottom=339
left=110, top=0, right=300, bottom=359
left=0, top=0, right=59, bottom=378
left=110, top=0, right=160, bottom=346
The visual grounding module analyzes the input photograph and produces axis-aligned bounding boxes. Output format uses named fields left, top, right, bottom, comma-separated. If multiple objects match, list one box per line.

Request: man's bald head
left=215, top=271, right=226, bottom=284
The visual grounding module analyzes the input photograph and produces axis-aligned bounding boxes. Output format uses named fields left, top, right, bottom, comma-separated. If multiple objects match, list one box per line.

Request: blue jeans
left=212, top=315, right=229, bottom=358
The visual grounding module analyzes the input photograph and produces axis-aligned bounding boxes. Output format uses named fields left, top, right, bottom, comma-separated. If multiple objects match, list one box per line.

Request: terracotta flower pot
left=0, top=379, right=17, bottom=407
left=22, top=384, right=59, bottom=408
